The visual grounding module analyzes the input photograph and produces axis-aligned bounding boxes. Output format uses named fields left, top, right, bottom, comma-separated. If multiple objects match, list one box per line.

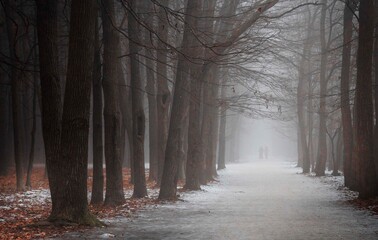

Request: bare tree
left=128, top=0, right=148, bottom=198
left=353, top=0, right=377, bottom=199
left=102, top=0, right=125, bottom=206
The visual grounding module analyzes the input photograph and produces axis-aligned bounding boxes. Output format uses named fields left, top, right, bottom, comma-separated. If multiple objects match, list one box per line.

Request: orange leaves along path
left=0, top=167, right=160, bottom=239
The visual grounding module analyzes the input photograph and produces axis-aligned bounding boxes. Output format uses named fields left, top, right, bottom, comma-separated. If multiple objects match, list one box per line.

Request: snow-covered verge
left=0, top=168, right=163, bottom=239
left=303, top=168, right=378, bottom=215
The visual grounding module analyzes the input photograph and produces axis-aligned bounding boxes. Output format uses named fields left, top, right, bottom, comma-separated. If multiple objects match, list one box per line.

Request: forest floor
left=59, top=160, right=378, bottom=240
left=0, top=167, right=166, bottom=239
left=2, top=161, right=378, bottom=239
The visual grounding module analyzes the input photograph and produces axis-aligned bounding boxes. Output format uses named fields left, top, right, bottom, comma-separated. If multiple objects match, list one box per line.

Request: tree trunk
left=49, top=0, right=100, bottom=225
left=341, top=0, right=355, bottom=189
left=156, top=0, right=171, bottom=185
left=36, top=0, right=62, bottom=212
left=91, top=13, right=104, bottom=205
left=217, top=84, right=227, bottom=170
left=128, top=0, right=148, bottom=198
left=142, top=0, right=158, bottom=182
left=373, top=0, right=378, bottom=188
left=297, top=12, right=314, bottom=174
left=218, top=75, right=229, bottom=169
left=0, top=63, right=11, bottom=176
left=159, top=0, right=202, bottom=200
left=0, top=11, right=11, bottom=176
left=25, top=56, right=38, bottom=189
left=315, top=0, right=328, bottom=177
left=332, top=129, right=341, bottom=176
left=5, top=0, right=25, bottom=191
left=102, top=0, right=125, bottom=206
left=207, top=69, right=221, bottom=179
left=146, top=62, right=158, bottom=182
left=185, top=0, right=217, bottom=190
left=353, top=0, right=377, bottom=199
left=308, top=78, right=315, bottom=172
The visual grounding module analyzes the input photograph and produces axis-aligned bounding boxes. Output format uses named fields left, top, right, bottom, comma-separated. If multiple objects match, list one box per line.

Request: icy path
left=63, top=161, right=378, bottom=240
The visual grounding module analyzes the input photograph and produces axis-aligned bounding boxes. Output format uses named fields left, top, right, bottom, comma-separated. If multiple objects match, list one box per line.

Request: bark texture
left=91, top=13, right=104, bottom=205
left=102, top=0, right=125, bottom=206
left=315, top=0, right=328, bottom=176
left=159, top=0, right=202, bottom=200
left=49, top=0, right=100, bottom=224
left=4, top=0, right=26, bottom=191
left=341, top=0, right=355, bottom=189
left=156, top=0, right=171, bottom=184
left=128, top=0, right=148, bottom=198
left=353, top=0, right=377, bottom=199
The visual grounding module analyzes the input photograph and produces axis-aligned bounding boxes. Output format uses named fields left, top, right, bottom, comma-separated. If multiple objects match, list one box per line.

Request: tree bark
left=353, top=0, right=377, bottom=199
left=217, top=83, right=227, bottom=170
left=156, top=0, right=171, bottom=185
left=5, top=0, right=26, bottom=191
left=128, top=0, right=148, bottom=198
left=0, top=36, right=11, bottom=176
left=308, top=76, right=315, bottom=172
left=204, top=68, right=220, bottom=180
left=49, top=0, right=100, bottom=225
left=102, top=0, right=125, bottom=206
left=36, top=0, right=62, bottom=213
left=159, top=0, right=202, bottom=200
left=142, top=0, right=158, bottom=182
left=315, top=0, right=328, bottom=177
left=25, top=57, right=38, bottom=189
left=373, top=0, right=378, bottom=187
left=201, top=0, right=239, bottom=181
left=91, top=13, right=104, bottom=205
left=341, top=0, right=355, bottom=189
left=297, top=11, right=314, bottom=174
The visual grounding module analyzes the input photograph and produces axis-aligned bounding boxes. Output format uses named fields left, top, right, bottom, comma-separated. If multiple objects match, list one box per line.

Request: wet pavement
left=61, top=160, right=378, bottom=239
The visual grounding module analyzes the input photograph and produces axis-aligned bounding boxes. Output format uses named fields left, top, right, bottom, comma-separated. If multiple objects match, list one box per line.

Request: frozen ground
left=61, top=160, right=378, bottom=240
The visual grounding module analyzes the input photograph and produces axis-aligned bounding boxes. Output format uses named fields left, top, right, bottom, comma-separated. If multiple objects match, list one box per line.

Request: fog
left=237, top=117, right=297, bottom=162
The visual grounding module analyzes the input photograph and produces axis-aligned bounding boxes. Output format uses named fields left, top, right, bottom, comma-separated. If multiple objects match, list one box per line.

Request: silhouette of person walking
left=259, top=147, right=264, bottom=159
left=264, top=146, right=269, bottom=159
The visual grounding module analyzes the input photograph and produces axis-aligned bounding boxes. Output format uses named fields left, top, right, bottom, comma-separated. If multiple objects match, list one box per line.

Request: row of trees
left=0, top=0, right=279, bottom=225
left=291, top=0, right=378, bottom=199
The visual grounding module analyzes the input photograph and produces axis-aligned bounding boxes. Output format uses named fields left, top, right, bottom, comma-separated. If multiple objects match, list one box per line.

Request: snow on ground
left=61, top=160, right=378, bottom=240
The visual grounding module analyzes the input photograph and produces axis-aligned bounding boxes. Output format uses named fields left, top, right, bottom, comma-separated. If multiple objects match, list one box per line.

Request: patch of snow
left=98, top=233, right=115, bottom=238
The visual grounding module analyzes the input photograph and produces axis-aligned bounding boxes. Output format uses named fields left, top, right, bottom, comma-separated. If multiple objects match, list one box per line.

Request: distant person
left=264, top=146, right=269, bottom=159
left=259, top=147, right=264, bottom=159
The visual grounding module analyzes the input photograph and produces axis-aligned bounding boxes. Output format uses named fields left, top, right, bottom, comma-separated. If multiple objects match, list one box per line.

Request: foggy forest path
left=63, top=160, right=378, bottom=240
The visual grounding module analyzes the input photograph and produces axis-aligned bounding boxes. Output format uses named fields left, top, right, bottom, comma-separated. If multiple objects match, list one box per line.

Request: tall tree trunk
left=0, top=34, right=11, bottom=176
left=217, top=83, right=227, bottom=170
left=0, top=9, right=11, bottom=176
left=91, top=13, right=104, bottom=205
left=25, top=54, right=38, bottom=189
left=159, top=0, right=202, bottom=200
left=102, top=0, right=125, bottom=206
left=0, top=87, right=11, bottom=176
left=5, top=0, right=25, bottom=191
left=308, top=78, right=315, bottom=172
left=315, top=0, right=328, bottom=176
left=156, top=0, right=171, bottom=185
left=201, top=0, right=239, bottom=180
left=49, top=0, right=100, bottom=225
left=297, top=12, right=314, bottom=174
left=373, top=0, right=378, bottom=186
left=185, top=0, right=216, bottom=190
left=142, top=0, right=158, bottom=182
left=341, top=0, right=355, bottom=189
left=332, top=128, right=341, bottom=176
left=207, top=69, right=221, bottom=179
left=36, top=0, right=62, bottom=213
left=354, top=0, right=377, bottom=199
left=128, top=0, right=148, bottom=198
